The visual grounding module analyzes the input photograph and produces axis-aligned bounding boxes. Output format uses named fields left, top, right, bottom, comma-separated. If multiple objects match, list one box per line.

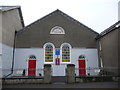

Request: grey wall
left=1, top=9, right=23, bottom=47
left=99, top=29, right=119, bottom=75
left=16, top=12, right=98, bottom=48
left=0, top=13, right=2, bottom=44
left=1, top=8, right=23, bottom=76
left=0, top=43, right=1, bottom=79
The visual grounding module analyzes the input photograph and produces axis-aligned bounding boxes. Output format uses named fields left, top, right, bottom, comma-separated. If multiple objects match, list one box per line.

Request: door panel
left=28, top=60, right=36, bottom=76
left=78, top=60, right=86, bottom=75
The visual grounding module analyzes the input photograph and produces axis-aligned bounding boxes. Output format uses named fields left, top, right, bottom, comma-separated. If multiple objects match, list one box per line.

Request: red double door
left=78, top=60, right=86, bottom=75
left=28, top=60, right=36, bottom=76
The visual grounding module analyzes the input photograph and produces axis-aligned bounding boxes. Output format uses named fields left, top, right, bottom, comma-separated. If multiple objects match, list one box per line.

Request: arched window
left=43, top=43, right=55, bottom=63
left=61, top=43, right=71, bottom=63
left=50, top=26, right=65, bottom=34
left=29, top=55, right=36, bottom=60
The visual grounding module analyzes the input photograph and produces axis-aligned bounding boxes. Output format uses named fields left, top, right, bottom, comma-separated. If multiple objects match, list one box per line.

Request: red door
left=28, top=60, right=36, bottom=76
left=78, top=60, right=86, bottom=75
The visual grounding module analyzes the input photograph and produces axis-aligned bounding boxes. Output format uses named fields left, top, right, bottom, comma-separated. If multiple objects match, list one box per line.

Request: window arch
left=50, top=26, right=65, bottom=34
left=29, top=55, right=36, bottom=60
left=43, top=43, right=55, bottom=63
left=60, top=43, right=71, bottom=63
left=79, top=55, right=85, bottom=59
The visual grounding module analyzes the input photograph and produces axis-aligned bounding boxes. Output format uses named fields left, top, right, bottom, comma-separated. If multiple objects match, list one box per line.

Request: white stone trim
left=60, top=43, right=72, bottom=64
left=43, top=42, right=55, bottom=64
left=50, top=26, right=65, bottom=34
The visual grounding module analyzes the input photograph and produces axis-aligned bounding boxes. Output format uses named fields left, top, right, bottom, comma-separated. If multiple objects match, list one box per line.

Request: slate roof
left=17, top=9, right=99, bottom=34
left=96, top=20, right=120, bottom=39
left=0, top=6, right=25, bottom=27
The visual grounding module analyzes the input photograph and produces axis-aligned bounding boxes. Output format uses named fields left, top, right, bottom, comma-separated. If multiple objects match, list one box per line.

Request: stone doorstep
left=2, top=78, right=44, bottom=84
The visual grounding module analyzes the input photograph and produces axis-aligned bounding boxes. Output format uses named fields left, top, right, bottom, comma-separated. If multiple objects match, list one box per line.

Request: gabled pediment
left=18, top=9, right=98, bottom=35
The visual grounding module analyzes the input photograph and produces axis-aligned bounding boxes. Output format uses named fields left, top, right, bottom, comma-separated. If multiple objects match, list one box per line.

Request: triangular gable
left=17, top=9, right=98, bottom=34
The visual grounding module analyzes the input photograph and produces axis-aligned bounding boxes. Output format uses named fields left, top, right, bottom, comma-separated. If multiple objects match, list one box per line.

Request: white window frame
left=43, top=43, right=55, bottom=64
left=60, top=43, right=71, bottom=64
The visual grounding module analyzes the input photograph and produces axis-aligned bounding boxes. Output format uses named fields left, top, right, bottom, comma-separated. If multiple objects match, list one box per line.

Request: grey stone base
left=75, top=76, right=120, bottom=83
left=2, top=78, right=44, bottom=84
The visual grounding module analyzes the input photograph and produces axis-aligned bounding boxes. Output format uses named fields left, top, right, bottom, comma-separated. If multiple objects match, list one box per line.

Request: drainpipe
left=4, top=31, right=17, bottom=78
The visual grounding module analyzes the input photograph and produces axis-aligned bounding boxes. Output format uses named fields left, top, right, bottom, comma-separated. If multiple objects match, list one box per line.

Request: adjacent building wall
left=118, top=1, right=120, bottom=20
left=2, top=9, right=23, bottom=46
left=1, top=8, right=24, bottom=76
left=99, top=29, right=119, bottom=75
left=118, top=27, right=120, bottom=76
left=118, top=3, right=120, bottom=75
left=0, top=11, right=2, bottom=44
left=2, top=44, right=13, bottom=76
left=0, top=12, right=2, bottom=78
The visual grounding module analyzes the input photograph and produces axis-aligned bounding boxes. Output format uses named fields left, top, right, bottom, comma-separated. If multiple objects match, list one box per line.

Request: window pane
left=45, top=44, right=53, bottom=62
left=62, top=45, right=70, bottom=62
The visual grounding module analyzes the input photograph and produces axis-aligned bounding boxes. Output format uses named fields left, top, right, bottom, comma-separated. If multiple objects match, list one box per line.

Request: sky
left=1, top=0, right=120, bottom=33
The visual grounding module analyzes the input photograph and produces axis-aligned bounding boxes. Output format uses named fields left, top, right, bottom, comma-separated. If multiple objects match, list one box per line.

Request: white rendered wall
left=14, top=48, right=44, bottom=76
left=14, top=48, right=99, bottom=76
left=118, top=1, right=120, bottom=21
left=52, top=65, right=66, bottom=76
left=0, top=43, right=2, bottom=65
left=0, top=42, right=2, bottom=54
left=53, top=48, right=99, bottom=76
left=0, top=43, right=2, bottom=78
left=71, top=48, right=99, bottom=76
left=2, top=43, right=13, bottom=77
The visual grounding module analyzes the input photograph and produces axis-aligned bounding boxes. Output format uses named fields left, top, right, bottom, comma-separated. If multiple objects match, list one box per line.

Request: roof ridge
left=100, top=20, right=120, bottom=35
left=0, top=6, right=21, bottom=11
left=0, top=6, right=24, bottom=27
left=96, top=20, right=120, bottom=39
left=57, top=10, right=99, bottom=34
left=17, top=9, right=59, bottom=33
left=0, top=5, right=20, bottom=7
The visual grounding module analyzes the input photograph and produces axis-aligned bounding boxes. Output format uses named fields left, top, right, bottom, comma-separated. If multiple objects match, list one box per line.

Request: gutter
left=4, top=31, right=17, bottom=78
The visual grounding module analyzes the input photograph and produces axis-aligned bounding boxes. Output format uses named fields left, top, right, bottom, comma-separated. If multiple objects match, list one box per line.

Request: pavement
left=2, top=82, right=119, bottom=88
